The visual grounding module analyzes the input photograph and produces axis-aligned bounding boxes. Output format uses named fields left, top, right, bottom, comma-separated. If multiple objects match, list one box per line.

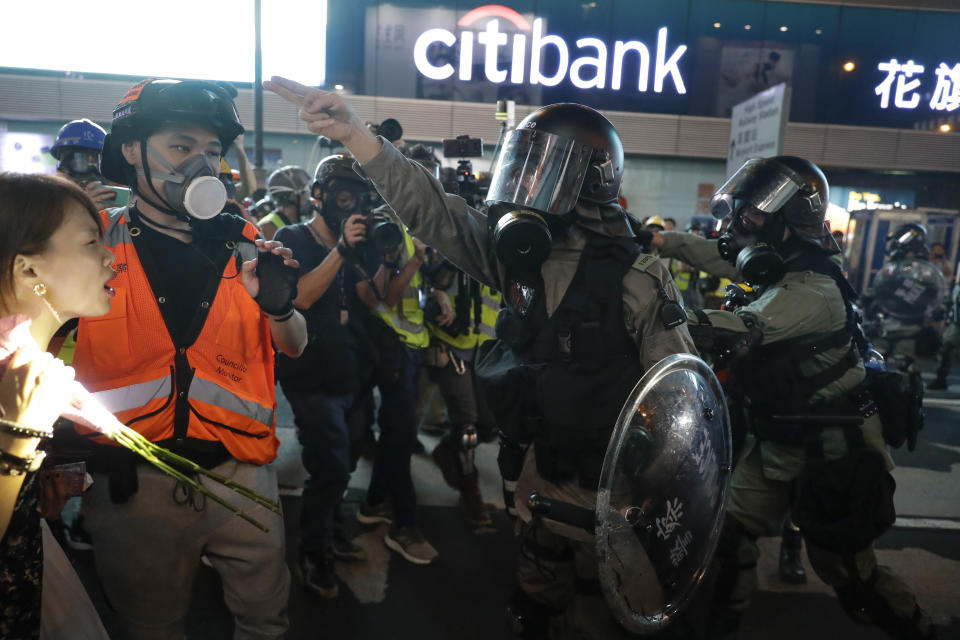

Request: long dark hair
left=0, top=173, right=102, bottom=306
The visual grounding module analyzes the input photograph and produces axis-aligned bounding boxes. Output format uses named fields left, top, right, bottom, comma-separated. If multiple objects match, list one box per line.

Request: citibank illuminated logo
left=412, top=4, right=687, bottom=94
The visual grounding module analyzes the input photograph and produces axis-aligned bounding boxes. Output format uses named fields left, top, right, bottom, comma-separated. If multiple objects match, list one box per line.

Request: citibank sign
left=412, top=4, right=688, bottom=94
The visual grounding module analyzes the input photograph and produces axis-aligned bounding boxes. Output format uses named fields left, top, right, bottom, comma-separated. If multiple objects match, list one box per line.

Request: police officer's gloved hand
left=634, top=229, right=653, bottom=253
left=722, top=283, right=756, bottom=311
left=254, top=250, right=299, bottom=316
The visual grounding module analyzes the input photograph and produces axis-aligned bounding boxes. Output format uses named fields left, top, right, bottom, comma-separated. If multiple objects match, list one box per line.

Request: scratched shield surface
left=596, top=353, right=733, bottom=634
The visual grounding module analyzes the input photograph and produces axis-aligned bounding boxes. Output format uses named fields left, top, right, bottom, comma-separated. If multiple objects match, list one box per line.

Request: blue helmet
left=50, top=119, right=106, bottom=159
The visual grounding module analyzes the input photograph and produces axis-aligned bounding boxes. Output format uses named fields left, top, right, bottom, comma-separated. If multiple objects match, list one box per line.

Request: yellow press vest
left=429, top=284, right=501, bottom=350
left=376, top=233, right=430, bottom=349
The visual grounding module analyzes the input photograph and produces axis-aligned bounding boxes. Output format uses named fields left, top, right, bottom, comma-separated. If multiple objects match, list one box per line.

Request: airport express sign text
left=412, top=4, right=688, bottom=94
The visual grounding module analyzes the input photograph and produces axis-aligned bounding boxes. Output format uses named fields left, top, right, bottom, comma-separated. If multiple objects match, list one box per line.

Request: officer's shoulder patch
left=630, top=253, right=661, bottom=274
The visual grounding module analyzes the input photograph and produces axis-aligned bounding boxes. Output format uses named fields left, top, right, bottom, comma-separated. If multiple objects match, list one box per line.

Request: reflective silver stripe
left=91, top=375, right=173, bottom=414
left=478, top=323, right=496, bottom=338
left=102, top=208, right=133, bottom=248
left=238, top=240, right=258, bottom=261
left=379, top=308, right=427, bottom=336
left=191, top=376, right=275, bottom=427
left=482, top=294, right=501, bottom=309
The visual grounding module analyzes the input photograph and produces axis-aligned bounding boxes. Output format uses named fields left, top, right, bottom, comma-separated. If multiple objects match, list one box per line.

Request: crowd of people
left=0, top=72, right=944, bottom=640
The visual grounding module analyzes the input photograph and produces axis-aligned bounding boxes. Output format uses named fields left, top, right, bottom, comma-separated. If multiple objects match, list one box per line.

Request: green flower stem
left=107, top=424, right=276, bottom=531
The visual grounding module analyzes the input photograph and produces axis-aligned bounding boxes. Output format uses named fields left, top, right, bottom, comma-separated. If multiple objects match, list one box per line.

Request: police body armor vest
left=730, top=252, right=865, bottom=444
left=476, top=234, right=645, bottom=487
left=73, top=208, right=279, bottom=465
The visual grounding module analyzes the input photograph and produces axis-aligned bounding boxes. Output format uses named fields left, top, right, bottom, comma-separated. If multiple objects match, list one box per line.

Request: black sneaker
left=65, top=515, right=94, bottom=552
left=331, top=529, right=367, bottom=562
left=297, top=553, right=339, bottom=599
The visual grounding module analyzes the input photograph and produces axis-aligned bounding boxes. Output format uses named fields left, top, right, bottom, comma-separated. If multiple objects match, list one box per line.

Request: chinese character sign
left=875, top=58, right=960, bottom=111
left=930, top=63, right=960, bottom=112
left=875, top=59, right=924, bottom=109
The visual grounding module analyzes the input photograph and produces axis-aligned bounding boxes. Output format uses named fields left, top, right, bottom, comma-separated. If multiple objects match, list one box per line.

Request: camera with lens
left=370, top=118, right=404, bottom=144
left=362, top=211, right=403, bottom=254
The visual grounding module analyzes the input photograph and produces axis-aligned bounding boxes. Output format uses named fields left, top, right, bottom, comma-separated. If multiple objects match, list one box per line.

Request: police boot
left=778, top=519, right=806, bottom=584
left=928, top=348, right=951, bottom=390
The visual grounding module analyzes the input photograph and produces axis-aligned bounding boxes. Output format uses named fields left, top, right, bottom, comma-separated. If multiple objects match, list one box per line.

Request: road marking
left=923, top=397, right=960, bottom=409
left=893, top=516, right=960, bottom=531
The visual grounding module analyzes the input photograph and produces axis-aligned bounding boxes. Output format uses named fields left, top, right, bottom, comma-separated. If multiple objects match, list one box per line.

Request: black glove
left=722, top=283, right=756, bottom=311
left=634, top=229, right=653, bottom=253
left=254, top=249, right=299, bottom=316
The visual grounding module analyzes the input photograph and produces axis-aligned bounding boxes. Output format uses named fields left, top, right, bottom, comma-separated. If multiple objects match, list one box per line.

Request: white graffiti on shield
left=655, top=498, right=684, bottom=540
left=670, top=530, right=694, bottom=567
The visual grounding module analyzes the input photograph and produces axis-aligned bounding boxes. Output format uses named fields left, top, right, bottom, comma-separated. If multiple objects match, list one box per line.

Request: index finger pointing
left=264, top=77, right=308, bottom=108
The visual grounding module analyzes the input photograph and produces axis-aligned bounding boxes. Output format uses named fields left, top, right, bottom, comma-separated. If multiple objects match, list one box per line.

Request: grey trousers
left=86, top=460, right=290, bottom=640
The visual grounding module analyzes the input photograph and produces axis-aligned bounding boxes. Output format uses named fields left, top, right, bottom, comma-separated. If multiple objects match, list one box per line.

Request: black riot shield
left=595, top=353, right=732, bottom=634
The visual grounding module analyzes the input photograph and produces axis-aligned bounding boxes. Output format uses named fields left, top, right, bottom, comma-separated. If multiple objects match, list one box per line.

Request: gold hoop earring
left=32, top=282, right=62, bottom=324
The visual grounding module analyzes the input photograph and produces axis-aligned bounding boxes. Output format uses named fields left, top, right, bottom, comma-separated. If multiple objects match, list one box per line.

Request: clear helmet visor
left=59, top=149, right=101, bottom=175
left=710, top=158, right=802, bottom=220
left=486, top=127, right=594, bottom=215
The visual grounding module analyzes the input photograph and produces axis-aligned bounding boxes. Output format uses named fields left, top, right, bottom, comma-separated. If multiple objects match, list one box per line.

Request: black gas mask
left=321, top=181, right=400, bottom=254
left=488, top=205, right=554, bottom=275
left=716, top=203, right=787, bottom=286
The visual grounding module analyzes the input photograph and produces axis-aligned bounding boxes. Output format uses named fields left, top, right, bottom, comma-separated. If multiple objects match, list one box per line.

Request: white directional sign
left=726, top=83, right=791, bottom=175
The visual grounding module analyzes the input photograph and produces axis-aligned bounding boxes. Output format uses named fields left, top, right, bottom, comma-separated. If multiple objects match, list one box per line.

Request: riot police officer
left=861, top=223, right=946, bottom=369
left=265, top=77, right=696, bottom=639
left=651, top=156, right=935, bottom=640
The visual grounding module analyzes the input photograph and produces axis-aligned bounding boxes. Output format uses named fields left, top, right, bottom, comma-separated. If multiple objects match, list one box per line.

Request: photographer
left=355, top=206, right=438, bottom=565
left=273, top=154, right=381, bottom=599
left=411, top=144, right=502, bottom=527
left=49, top=119, right=122, bottom=209
left=258, top=165, right=316, bottom=240
left=424, top=254, right=501, bottom=527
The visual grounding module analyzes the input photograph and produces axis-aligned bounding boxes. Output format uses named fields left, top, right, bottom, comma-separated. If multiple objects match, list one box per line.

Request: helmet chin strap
left=136, top=141, right=193, bottom=223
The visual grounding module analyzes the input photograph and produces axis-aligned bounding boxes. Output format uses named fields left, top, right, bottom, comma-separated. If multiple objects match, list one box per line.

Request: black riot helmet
left=485, top=103, right=623, bottom=275
left=486, top=103, right=624, bottom=213
left=711, top=156, right=830, bottom=285
left=886, top=223, right=929, bottom=260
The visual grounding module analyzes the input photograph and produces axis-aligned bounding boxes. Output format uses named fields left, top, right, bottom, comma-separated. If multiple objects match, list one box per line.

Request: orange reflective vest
left=73, top=208, right=279, bottom=464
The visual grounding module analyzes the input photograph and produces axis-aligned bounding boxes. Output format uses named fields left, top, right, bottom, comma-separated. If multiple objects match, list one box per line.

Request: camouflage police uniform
left=660, top=231, right=934, bottom=640
left=357, top=139, right=696, bottom=639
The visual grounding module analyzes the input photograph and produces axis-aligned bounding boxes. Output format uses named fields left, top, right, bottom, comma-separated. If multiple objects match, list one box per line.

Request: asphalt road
left=73, top=361, right=960, bottom=639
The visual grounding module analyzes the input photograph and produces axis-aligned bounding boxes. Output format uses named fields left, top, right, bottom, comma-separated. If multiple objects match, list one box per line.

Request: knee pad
left=507, top=587, right=561, bottom=640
